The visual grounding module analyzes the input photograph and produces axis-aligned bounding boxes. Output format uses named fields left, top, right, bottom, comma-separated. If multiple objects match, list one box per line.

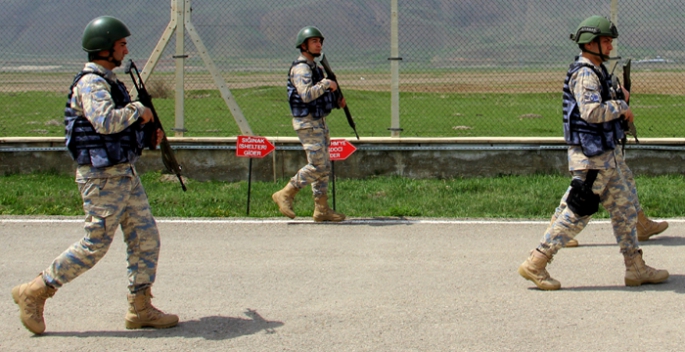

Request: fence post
left=389, top=0, right=401, bottom=137
left=173, top=0, right=186, bottom=137
left=610, top=0, right=619, bottom=61
left=138, top=0, right=253, bottom=137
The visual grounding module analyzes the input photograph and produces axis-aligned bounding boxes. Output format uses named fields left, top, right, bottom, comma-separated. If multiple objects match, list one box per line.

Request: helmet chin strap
left=93, top=48, right=121, bottom=67
left=304, top=46, right=321, bottom=58
left=581, top=39, right=620, bottom=62
left=581, top=40, right=621, bottom=62
left=301, top=40, right=322, bottom=58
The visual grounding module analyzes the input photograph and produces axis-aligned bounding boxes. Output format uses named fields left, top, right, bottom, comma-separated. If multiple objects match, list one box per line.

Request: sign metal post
left=328, top=139, right=357, bottom=210
left=236, top=136, right=275, bottom=215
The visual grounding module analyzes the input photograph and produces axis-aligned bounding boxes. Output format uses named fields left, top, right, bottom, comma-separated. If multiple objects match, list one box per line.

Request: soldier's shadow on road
left=637, top=235, right=685, bottom=247
left=44, top=309, right=283, bottom=340
left=560, top=274, right=685, bottom=294
left=285, top=217, right=415, bottom=227
left=573, top=235, right=685, bottom=248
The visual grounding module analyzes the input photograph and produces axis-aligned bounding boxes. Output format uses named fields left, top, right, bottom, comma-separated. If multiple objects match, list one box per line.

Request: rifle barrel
left=127, top=59, right=187, bottom=191
left=320, top=54, right=360, bottom=140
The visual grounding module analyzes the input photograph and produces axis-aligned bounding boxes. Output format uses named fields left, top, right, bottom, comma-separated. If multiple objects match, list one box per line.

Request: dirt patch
left=518, top=114, right=543, bottom=119
left=2, top=70, right=683, bottom=95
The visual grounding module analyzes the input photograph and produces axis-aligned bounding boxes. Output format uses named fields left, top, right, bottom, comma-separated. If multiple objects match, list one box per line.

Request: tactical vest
left=64, top=71, right=143, bottom=168
left=562, top=60, right=624, bottom=157
left=287, top=59, right=334, bottom=119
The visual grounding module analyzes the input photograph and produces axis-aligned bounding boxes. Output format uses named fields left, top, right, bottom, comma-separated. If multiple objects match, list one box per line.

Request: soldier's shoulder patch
left=583, top=92, right=601, bottom=103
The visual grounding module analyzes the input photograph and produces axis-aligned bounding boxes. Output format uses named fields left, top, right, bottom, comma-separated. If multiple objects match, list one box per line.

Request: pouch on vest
left=566, top=169, right=600, bottom=216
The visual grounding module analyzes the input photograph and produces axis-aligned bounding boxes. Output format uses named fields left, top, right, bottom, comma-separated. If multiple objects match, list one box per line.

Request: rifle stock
left=124, top=60, right=187, bottom=191
left=319, top=54, right=360, bottom=140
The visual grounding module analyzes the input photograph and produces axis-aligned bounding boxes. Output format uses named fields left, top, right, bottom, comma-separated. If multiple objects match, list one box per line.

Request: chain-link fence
left=2, top=0, right=684, bottom=138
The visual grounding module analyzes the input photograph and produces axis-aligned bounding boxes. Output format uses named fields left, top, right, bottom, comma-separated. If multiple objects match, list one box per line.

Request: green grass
left=2, top=89, right=684, bottom=138
left=2, top=171, right=685, bottom=219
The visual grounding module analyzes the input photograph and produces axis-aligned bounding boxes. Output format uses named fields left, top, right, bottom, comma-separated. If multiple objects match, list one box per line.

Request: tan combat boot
left=624, top=249, right=669, bottom=286
left=565, top=239, right=579, bottom=247
left=11, top=274, right=57, bottom=334
left=125, top=288, right=179, bottom=329
left=518, top=249, right=561, bottom=290
left=272, top=183, right=300, bottom=219
left=636, top=210, right=668, bottom=241
left=313, top=194, right=346, bottom=222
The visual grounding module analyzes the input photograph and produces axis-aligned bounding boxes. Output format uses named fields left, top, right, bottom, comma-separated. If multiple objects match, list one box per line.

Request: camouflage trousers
left=538, top=167, right=639, bottom=257
left=617, top=154, right=641, bottom=213
left=290, top=119, right=331, bottom=197
left=42, top=174, right=160, bottom=293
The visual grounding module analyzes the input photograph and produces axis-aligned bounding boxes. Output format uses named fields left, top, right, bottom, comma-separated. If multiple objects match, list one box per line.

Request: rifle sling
left=584, top=169, right=599, bottom=188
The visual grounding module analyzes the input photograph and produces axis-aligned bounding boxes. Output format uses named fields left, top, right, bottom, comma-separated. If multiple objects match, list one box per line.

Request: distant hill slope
left=2, top=0, right=684, bottom=69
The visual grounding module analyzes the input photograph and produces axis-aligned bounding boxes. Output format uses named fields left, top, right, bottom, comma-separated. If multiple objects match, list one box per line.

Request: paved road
left=1, top=217, right=684, bottom=352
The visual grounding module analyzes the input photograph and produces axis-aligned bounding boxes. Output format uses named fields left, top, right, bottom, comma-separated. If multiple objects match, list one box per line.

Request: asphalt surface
left=1, top=217, right=684, bottom=352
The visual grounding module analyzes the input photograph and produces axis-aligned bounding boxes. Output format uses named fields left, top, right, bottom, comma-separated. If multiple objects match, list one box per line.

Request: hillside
left=2, top=0, right=684, bottom=71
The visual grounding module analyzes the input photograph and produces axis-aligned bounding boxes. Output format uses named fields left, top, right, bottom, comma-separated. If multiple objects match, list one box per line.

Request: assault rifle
left=320, top=54, right=360, bottom=140
left=611, top=59, right=639, bottom=146
left=124, top=59, right=187, bottom=191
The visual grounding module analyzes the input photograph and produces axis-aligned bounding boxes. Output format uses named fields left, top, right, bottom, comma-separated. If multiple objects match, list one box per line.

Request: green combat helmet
left=295, top=26, right=324, bottom=48
left=82, top=16, right=131, bottom=52
left=570, top=15, right=618, bottom=44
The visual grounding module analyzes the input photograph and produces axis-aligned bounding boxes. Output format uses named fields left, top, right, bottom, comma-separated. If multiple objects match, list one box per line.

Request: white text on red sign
left=238, top=143, right=269, bottom=150
left=329, top=139, right=356, bottom=161
left=236, top=135, right=275, bottom=158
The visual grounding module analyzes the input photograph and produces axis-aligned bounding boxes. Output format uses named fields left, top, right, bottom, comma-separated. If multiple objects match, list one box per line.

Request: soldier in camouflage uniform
left=272, top=26, right=346, bottom=222
left=518, top=16, right=669, bottom=290
left=11, top=16, right=178, bottom=334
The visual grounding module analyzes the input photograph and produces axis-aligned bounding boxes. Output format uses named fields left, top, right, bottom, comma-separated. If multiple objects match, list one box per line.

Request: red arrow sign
left=236, top=135, right=275, bottom=158
left=329, top=139, right=356, bottom=161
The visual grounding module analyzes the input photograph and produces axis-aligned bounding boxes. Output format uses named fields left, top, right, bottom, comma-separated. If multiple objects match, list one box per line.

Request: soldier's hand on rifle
left=139, top=107, right=155, bottom=124
left=621, top=86, right=630, bottom=103
left=338, top=96, right=346, bottom=109
left=152, top=128, right=164, bottom=147
left=623, top=108, right=634, bottom=123
left=326, top=79, right=338, bottom=92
